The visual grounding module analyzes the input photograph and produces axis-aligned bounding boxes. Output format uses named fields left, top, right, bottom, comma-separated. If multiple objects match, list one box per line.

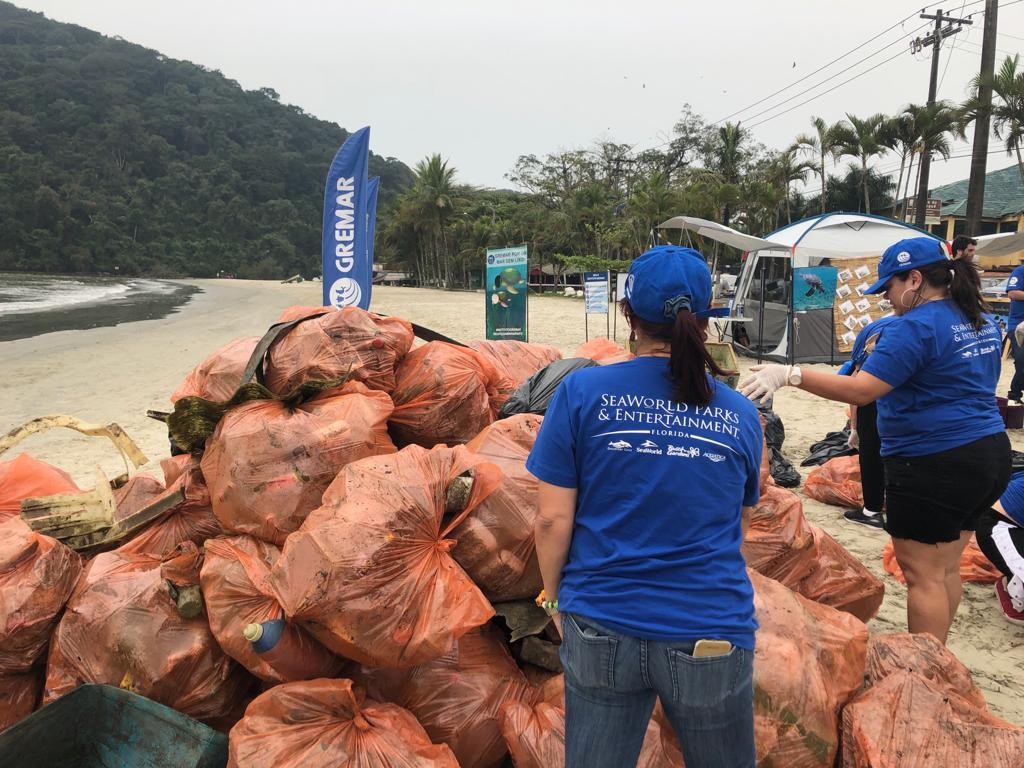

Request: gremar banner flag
left=365, top=175, right=380, bottom=305
left=322, top=126, right=371, bottom=310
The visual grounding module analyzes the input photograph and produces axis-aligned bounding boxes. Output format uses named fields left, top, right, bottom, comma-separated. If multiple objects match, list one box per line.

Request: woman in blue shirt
left=527, top=246, right=763, bottom=768
left=742, top=237, right=1010, bottom=645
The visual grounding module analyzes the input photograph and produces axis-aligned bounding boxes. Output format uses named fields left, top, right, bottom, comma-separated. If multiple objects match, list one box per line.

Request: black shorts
left=882, top=432, right=1011, bottom=545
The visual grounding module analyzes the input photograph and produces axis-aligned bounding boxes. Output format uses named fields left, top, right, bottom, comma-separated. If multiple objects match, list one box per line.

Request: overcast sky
left=13, top=0, right=1024, bottom=196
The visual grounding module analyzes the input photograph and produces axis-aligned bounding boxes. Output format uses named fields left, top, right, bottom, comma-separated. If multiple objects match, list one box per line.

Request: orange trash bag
left=804, top=455, right=863, bottom=509
left=354, top=624, right=531, bottom=768
left=795, top=527, right=885, bottom=623
left=264, top=306, right=414, bottom=395
left=452, top=414, right=544, bottom=601
left=227, top=678, right=459, bottom=768
left=272, top=445, right=499, bottom=668
left=758, top=434, right=772, bottom=497
left=119, top=455, right=223, bottom=557
left=0, top=671, right=41, bottom=731
left=842, top=670, right=1024, bottom=768
left=389, top=342, right=515, bottom=448
left=171, top=336, right=259, bottom=403
left=0, top=453, right=80, bottom=521
left=467, top=340, right=562, bottom=388
left=750, top=570, right=868, bottom=768
left=201, top=382, right=396, bottom=545
left=573, top=338, right=635, bottom=365
left=743, top=485, right=817, bottom=586
left=0, top=517, right=82, bottom=675
left=44, top=548, right=251, bottom=724
left=201, top=535, right=344, bottom=684
left=864, top=633, right=988, bottom=710
left=883, top=535, right=1001, bottom=584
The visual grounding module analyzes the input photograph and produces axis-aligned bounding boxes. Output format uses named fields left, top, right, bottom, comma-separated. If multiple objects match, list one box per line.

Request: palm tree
left=880, top=111, right=919, bottom=221
left=769, top=146, right=814, bottom=224
left=627, top=171, right=678, bottom=251
left=412, top=155, right=457, bottom=287
left=961, top=54, right=1024, bottom=185
left=709, top=122, right=749, bottom=227
left=795, top=117, right=844, bottom=214
left=909, top=102, right=957, bottom=220
left=834, top=113, right=888, bottom=213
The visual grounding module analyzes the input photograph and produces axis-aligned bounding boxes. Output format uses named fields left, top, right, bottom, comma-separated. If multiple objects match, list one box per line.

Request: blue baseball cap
left=865, top=237, right=949, bottom=295
left=623, top=245, right=728, bottom=323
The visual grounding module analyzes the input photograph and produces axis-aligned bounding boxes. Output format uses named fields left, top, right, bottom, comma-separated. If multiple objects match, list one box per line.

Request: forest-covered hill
left=0, top=2, right=414, bottom=278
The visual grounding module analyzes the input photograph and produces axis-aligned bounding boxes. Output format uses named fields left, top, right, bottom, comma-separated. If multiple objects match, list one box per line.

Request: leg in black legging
left=856, top=401, right=884, bottom=513
left=976, top=509, right=1024, bottom=582
left=1008, top=332, right=1024, bottom=401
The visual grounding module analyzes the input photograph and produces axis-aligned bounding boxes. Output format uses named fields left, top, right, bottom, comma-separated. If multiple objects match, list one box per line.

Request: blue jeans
left=559, top=612, right=755, bottom=768
left=1009, top=331, right=1024, bottom=400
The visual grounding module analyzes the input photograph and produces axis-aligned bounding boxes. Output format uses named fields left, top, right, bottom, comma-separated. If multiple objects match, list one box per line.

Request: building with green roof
left=930, top=162, right=1024, bottom=241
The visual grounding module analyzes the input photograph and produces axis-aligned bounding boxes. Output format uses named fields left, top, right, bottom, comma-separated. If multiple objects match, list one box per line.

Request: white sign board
left=584, top=272, right=609, bottom=314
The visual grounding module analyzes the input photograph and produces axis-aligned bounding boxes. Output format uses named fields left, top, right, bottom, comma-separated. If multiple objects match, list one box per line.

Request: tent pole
left=757, top=258, right=766, bottom=365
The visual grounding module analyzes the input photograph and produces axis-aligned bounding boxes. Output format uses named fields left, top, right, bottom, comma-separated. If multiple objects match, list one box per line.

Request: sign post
left=485, top=246, right=529, bottom=341
left=583, top=271, right=610, bottom=341
left=903, top=197, right=942, bottom=227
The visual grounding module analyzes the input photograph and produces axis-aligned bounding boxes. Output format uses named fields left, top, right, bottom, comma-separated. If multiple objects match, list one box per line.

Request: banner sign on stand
left=364, top=176, right=380, bottom=303
left=485, top=245, right=529, bottom=340
left=584, top=272, right=609, bottom=314
left=322, top=126, right=372, bottom=310
left=792, top=267, right=838, bottom=311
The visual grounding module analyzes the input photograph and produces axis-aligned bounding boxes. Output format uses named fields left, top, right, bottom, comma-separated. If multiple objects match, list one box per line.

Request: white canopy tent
left=975, top=230, right=1024, bottom=261
left=658, top=213, right=941, bottom=363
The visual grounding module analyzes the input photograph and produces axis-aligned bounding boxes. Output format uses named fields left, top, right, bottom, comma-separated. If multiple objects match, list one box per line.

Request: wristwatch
left=787, top=366, right=803, bottom=386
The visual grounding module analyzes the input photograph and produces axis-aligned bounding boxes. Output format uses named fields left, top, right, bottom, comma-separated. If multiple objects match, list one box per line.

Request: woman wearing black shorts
left=741, top=237, right=1010, bottom=643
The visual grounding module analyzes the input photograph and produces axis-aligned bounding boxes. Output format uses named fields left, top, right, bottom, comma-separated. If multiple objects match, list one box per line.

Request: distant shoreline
left=0, top=280, right=201, bottom=343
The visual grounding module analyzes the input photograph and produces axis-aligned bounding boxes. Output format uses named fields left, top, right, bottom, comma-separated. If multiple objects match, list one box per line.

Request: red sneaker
left=994, top=577, right=1024, bottom=627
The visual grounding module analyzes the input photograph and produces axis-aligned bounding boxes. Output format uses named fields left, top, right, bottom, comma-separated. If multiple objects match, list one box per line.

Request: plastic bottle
left=243, top=618, right=343, bottom=681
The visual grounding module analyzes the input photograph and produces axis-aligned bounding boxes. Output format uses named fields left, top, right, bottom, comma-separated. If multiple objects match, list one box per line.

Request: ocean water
left=0, top=273, right=199, bottom=342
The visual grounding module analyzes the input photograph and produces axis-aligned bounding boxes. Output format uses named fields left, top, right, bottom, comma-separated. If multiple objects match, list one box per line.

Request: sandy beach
left=2, top=279, right=1022, bottom=725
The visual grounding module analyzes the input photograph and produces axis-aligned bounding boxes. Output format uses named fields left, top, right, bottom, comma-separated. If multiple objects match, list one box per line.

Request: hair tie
left=663, top=294, right=692, bottom=319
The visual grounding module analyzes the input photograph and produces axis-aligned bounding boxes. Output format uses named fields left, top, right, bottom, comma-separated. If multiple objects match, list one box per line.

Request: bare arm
left=742, top=505, right=753, bottom=538
left=535, top=481, right=578, bottom=612
left=796, top=368, right=892, bottom=406
left=1008, top=290, right=1024, bottom=301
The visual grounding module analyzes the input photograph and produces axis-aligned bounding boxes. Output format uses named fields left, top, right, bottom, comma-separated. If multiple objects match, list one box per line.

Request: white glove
left=739, top=364, right=793, bottom=405
left=848, top=429, right=859, bottom=450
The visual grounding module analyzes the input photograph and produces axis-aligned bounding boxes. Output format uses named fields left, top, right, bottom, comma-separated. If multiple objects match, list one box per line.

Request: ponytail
left=670, top=311, right=726, bottom=406
left=620, top=299, right=725, bottom=406
left=917, top=260, right=988, bottom=330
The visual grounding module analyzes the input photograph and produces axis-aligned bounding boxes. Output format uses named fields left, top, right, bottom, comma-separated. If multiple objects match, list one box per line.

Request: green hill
left=0, top=2, right=414, bottom=278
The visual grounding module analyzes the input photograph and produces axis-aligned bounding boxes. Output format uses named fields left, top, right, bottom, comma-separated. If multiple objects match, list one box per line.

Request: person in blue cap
left=527, top=245, right=763, bottom=768
left=741, top=236, right=1010, bottom=644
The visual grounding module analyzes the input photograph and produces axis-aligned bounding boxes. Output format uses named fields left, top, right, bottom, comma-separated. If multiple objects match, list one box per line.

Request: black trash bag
left=757, top=402, right=801, bottom=488
left=801, top=426, right=857, bottom=467
left=1013, top=452, right=1024, bottom=474
left=498, top=358, right=598, bottom=418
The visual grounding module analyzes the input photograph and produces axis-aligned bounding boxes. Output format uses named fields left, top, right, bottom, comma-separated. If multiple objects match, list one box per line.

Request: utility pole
left=966, top=0, right=999, bottom=234
left=912, top=9, right=971, bottom=229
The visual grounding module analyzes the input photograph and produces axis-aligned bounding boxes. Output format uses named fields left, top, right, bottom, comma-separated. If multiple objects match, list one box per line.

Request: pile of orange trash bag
left=467, top=340, right=562, bottom=387
left=750, top=570, right=868, bottom=768
left=201, top=536, right=344, bottom=684
left=45, top=547, right=251, bottom=724
left=843, top=633, right=1024, bottom=766
left=263, top=306, right=414, bottom=394
left=0, top=671, right=41, bottom=730
left=118, top=456, right=224, bottom=557
left=227, top=678, right=459, bottom=768
left=451, top=414, right=544, bottom=602
left=0, top=516, right=82, bottom=676
left=354, top=624, right=532, bottom=768
left=804, top=455, right=863, bottom=509
left=574, top=338, right=635, bottom=365
left=744, top=486, right=884, bottom=622
left=272, top=445, right=499, bottom=668
left=200, top=381, right=396, bottom=544
left=882, top=535, right=1001, bottom=584
left=0, top=453, right=80, bottom=520
left=170, top=336, right=259, bottom=403
left=389, top=342, right=515, bottom=448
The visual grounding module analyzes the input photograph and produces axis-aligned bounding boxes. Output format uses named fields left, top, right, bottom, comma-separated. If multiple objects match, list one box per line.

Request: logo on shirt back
left=636, top=439, right=662, bottom=455
left=607, top=439, right=632, bottom=451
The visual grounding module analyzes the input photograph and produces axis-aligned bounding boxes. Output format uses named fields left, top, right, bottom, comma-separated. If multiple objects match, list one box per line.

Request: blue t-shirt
left=860, top=299, right=1004, bottom=457
left=999, top=472, right=1024, bottom=526
left=525, top=356, right=763, bottom=649
left=840, top=315, right=900, bottom=375
left=1005, top=265, right=1024, bottom=330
